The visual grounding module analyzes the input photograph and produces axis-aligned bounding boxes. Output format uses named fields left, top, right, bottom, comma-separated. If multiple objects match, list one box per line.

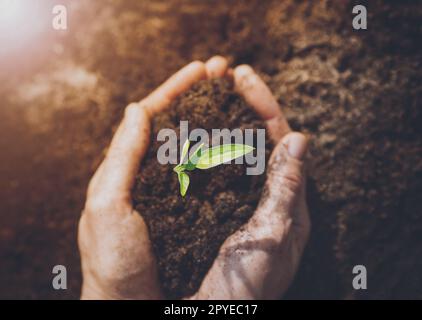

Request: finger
left=234, top=65, right=291, bottom=142
left=87, top=103, right=151, bottom=209
left=205, top=55, right=229, bottom=78
left=234, top=65, right=280, bottom=119
left=252, top=132, right=308, bottom=231
left=142, top=61, right=207, bottom=116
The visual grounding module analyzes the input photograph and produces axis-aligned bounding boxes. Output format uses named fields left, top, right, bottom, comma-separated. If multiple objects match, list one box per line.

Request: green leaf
left=196, top=144, right=255, bottom=170
left=184, top=143, right=205, bottom=170
left=189, top=143, right=205, bottom=162
left=179, top=139, right=190, bottom=165
left=177, top=171, right=190, bottom=197
left=173, top=164, right=184, bottom=173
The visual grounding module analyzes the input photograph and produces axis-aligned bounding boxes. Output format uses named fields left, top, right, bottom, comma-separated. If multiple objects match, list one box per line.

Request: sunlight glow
left=0, top=0, right=48, bottom=56
left=0, top=0, right=21, bottom=19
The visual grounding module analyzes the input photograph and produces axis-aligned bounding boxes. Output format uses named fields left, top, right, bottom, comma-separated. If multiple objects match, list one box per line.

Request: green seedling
left=173, top=139, right=255, bottom=196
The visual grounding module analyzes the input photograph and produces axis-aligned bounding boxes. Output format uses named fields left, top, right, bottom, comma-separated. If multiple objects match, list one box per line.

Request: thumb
left=253, top=132, right=308, bottom=228
left=195, top=133, right=309, bottom=300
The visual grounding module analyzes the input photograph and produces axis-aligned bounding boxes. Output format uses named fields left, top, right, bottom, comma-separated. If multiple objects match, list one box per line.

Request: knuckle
left=239, top=74, right=258, bottom=92
left=124, top=102, right=141, bottom=118
left=85, top=194, right=113, bottom=213
left=190, top=60, right=205, bottom=68
left=268, top=150, right=304, bottom=195
left=236, top=64, right=254, bottom=74
left=280, top=171, right=303, bottom=194
left=85, top=192, right=132, bottom=216
left=208, top=55, right=228, bottom=70
left=268, top=164, right=303, bottom=195
left=209, top=55, right=225, bottom=62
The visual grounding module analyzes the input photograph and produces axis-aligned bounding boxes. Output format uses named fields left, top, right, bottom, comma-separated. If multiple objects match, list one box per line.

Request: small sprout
left=174, top=139, right=255, bottom=197
left=185, top=143, right=204, bottom=171
left=195, top=144, right=255, bottom=169
left=179, top=139, right=190, bottom=165
left=177, top=171, right=190, bottom=197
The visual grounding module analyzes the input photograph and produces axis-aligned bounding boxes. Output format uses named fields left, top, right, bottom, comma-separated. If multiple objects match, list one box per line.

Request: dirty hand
left=78, top=57, right=227, bottom=299
left=78, top=56, right=310, bottom=300
left=190, top=65, right=310, bottom=300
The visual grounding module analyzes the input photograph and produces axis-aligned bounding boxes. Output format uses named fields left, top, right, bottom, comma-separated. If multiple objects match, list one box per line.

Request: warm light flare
left=0, top=0, right=21, bottom=20
left=0, top=0, right=29, bottom=31
left=0, top=0, right=49, bottom=56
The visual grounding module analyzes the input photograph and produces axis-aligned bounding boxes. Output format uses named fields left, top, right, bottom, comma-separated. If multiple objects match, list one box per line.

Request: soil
left=133, top=79, right=270, bottom=298
left=0, top=0, right=421, bottom=299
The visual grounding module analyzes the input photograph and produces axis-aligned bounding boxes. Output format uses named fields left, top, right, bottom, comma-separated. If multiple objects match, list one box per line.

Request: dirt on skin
left=0, top=0, right=421, bottom=299
left=133, top=79, right=271, bottom=299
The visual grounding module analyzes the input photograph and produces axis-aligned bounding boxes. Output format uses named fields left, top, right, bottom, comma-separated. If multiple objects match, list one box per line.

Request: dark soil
left=133, top=79, right=270, bottom=298
left=0, top=0, right=421, bottom=299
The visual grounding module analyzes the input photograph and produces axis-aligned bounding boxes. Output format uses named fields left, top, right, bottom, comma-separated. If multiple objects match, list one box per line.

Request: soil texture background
left=0, top=0, right=421, bottom=299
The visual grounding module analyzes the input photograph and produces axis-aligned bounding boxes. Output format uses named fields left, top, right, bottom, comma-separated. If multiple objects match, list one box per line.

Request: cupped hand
left=190, top=65, right=310, bottom=299
left=78, top=57, right=310, bottom=300
left=78, top=57, right=227, bottom=299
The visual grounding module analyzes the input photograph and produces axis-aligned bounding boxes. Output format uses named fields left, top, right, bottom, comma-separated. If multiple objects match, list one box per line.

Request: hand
left=190, top=65, right=310, bottom=300
left=78, top=57, right=310, bottom=300
left=78, top=57, right=228, bottom=299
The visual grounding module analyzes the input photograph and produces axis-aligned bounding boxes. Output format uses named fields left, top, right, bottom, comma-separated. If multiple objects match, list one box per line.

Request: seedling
left=173, top=139, right=255, bottom=196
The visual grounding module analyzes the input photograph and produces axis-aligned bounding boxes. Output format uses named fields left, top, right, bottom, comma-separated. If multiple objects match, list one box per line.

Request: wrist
left=81, top=276, right=164, bottom=300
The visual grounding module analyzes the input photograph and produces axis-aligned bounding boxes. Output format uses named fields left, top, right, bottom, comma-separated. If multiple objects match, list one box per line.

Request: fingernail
left=234, top=64, right=254, bottom=77
left=282, top=132, right=308, bottom=160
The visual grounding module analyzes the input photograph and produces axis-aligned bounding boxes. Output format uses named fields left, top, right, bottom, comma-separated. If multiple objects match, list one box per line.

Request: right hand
left=191, top=65, right=310, bottom=300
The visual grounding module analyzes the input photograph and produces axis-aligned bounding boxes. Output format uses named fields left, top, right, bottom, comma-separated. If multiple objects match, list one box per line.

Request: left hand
left=78, top=57, right=228, bottom=299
